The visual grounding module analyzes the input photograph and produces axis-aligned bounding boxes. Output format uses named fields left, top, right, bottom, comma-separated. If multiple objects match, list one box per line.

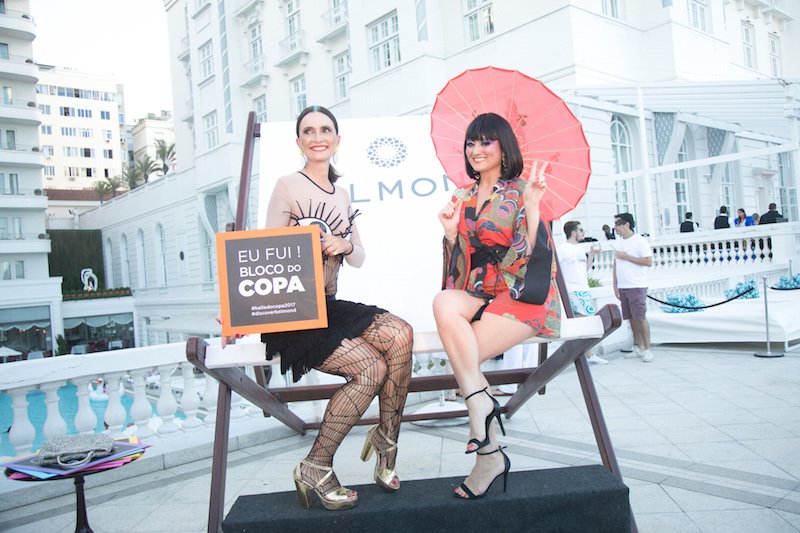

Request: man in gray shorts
left=612, top=213, right=654, bottom=362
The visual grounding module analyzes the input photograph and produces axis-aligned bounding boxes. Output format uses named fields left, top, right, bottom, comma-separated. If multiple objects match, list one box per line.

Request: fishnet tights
left=301, top=313, right=413, bottom=494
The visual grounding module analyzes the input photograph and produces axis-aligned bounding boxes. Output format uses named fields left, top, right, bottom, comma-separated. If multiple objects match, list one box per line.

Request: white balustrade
left=7, top=386, right=36, bottom=454
left=128, top=369, right=155, bottom=439
left=104, top=372, right=127, bottom=434
left=156, top=364, right=181, bottom=434
left=72, top=377, right=98, bottom=434
left=179, top=362, right=203, bottom=429
left=40, top=381, right=67, bottom=438
left=202, top=373, right=219, bottom=425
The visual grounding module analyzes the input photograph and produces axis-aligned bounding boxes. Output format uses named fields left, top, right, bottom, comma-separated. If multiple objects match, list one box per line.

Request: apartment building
left=75, top=0, right=799, bottom=344
left=131, top=110, right=176, bottom=181
left=0, top=0, right=63, bottom=356
left=35, top=65, right=126, bottom=191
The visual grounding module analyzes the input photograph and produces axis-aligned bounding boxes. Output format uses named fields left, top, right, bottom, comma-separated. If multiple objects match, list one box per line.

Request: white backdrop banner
left=259, top=116, right=454, bottom=332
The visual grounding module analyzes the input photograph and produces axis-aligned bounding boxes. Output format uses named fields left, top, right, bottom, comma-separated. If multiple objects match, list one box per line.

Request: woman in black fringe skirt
left=254, top=105, right=412, bottom=511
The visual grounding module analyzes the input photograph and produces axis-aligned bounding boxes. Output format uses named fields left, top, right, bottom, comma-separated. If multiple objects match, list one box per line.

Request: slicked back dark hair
left=463, top=113, right=523, bottom=182
left=296, top=105, right=341, bottom=184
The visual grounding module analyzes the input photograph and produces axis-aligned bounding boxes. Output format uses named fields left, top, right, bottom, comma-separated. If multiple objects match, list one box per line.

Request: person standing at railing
left=224, top=105, right=414, bottom=511
left=557, top=220, right=607, bottom=364
left=759, top=202, right=784, bottom=224
left=680, top=212, right=700, bottom=233
left=436, top=113, right=561, bottom=500
left=714, top=206, right=731, bottom=229
left=734, top=208, right=755, bottom=227
left=612, top=213, right=654, bottom=363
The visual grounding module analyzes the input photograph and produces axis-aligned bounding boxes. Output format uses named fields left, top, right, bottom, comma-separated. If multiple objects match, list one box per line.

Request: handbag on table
left=38, top=434, right=115, bottom=468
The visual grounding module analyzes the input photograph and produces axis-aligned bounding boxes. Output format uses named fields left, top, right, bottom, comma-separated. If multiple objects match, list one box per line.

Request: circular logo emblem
left=367, top=137, right=407, bottom=168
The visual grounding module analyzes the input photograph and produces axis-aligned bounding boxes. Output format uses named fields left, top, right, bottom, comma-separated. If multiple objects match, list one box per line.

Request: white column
left=104, top=372, right=128, bottom=435
left=156, top=364, right=180, bottom=434
left=179, top=363, right=203, bottom=429
left=636, top=86, right=655, bottom=236
left=8, top=386, right=36, bottom=454
left=129, top=369, right=154, bottom=438
left=40, top=381, right=67, bottom=438
left=72, top=377, right=98, bottom=434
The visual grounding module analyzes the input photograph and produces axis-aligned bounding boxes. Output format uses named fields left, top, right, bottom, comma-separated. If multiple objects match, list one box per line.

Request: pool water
left=0, top=383, right=186, bottom=457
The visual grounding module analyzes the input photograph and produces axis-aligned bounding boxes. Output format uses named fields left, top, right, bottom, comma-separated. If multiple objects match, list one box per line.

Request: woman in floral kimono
left=435, top=112, right=561, bottom=499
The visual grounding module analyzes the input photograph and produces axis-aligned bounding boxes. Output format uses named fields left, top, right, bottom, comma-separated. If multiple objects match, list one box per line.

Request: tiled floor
left=1, top=344, right=799, bottom=532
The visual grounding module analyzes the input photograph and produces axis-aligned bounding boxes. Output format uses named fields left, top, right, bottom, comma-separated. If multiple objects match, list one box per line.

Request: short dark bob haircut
left=295, top=105, right=341, bottom=184
left=463, top=112, right=524, bottom=182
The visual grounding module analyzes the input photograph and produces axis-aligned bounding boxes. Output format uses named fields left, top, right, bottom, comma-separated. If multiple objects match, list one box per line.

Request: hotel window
left=464, top=0, right=494, bottom=43
left=610, top=115, right=635, bottom=215
left=61, top=126, right=77, bottom=137
left=602, top=0, right=620, bottom=19
left=136, top=229, right=147, bottom=288
left=120, top=234, right=131, bottom=287
left=41, top=125, right=52, bottom=135
left=674, top=141, right=691, bottom=223
left=199, top=40, right=214, bottom=79
left=290, top=75, right=307, bottom=117
left=39, top=104, right=50, bottom=115
left=202, top=226, right=214, bottom=281
left=105, top=238, right=115, bottom=288
left=416, top=0, right=428, bottom=41
left=103, top=129, right=112, bottom=141
left=79, top=128, right=93, bottom=138
left=368, top=11, right=401, bottom=72
left=254, top=95, right=267, bottom=123
left=688, top=0, right=708, bottom=32
left=334, top=52, right=351, bottom=101
left=2, top=86, right=12, bottom=105
left=3, top=129, right=15, bottom=150
left=249, top=22, right=263, bottom=61
left=742, top=22, right=755, bottom=69
left=44, top=166, right=55, bottom=177
left=0, top=261, right=10, bottom=280
left=769, top=35, right=780, bottom=77
left=43, top=145, right=53, bottom=156
left=101, top=110, right=111, bottom=120
left=720, top=164, right=735, bottom=211
left=203, top=111, right=219, bottom=149
left=286, top=0, right=300, bottom=38
left=103, top=149, right=113, bottom=158
left=0, top=43, right=8, bottom=60
left=77, top=108, right=92, bottom=118
left=1, top=172, right=19, bottom=195
left=155, top=224, right=167, bottom=287
left=14, top=260, right=24, bottom=280
left=778, top=153, right=797, bottom=221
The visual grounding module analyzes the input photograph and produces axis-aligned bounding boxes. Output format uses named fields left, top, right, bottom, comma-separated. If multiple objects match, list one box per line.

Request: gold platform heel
left=360, top=425, right=400, bottom=492
left=292, top=460, right=358, bottom=511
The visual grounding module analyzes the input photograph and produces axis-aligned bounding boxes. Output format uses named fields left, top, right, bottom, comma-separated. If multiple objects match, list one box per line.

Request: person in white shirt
left=612, top=213, right=654, bottom=362
left=556, top=221, right=607, bottom=364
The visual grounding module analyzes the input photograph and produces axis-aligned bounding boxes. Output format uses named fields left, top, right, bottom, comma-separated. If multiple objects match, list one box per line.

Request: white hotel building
left=76, top=0, right=800, bottom=345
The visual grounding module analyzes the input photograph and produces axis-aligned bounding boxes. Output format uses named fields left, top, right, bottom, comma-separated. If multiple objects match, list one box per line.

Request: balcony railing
left=240, top=55, right=269, bottom=87
left=275, top=31, right=307, bottom=67
left=318, top=3, right=348, bottom=42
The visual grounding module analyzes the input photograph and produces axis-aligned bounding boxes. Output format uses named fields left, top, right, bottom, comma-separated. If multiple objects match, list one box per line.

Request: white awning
left=568, top=79, right=799, bottom=140
left=148, top=315, right=220, bottom=335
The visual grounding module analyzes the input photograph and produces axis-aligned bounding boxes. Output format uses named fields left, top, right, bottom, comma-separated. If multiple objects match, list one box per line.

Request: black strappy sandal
left=455, top=446, right=511, bottom=499
left=463, top=387, right=506, bottom=454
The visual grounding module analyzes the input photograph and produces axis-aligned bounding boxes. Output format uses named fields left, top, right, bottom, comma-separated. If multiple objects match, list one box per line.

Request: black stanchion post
left=755, top=275, right=784, bottom=358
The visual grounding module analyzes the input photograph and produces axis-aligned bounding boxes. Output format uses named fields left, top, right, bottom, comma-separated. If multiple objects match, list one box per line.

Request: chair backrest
left=27, top=351, right=44, bottom=360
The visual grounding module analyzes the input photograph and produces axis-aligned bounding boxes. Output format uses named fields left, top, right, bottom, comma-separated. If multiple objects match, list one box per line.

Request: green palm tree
left=105, top=175, right=123, bottom=197
left=92, top=180, right=112, bottom=204
left=135, top=155, right=160, bottom=184
left=155, top=140, right=176, bottom=175
left=122, top=165, right=140, bottom=190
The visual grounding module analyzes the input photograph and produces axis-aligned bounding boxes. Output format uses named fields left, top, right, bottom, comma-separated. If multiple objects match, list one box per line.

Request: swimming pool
left=0, top=383, right=187, bottom=457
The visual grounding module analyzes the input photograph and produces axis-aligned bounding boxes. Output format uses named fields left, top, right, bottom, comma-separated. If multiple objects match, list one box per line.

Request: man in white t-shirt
left=612, top=213, right=654, bottom=362
left=556, top=220, right=607, bottom=364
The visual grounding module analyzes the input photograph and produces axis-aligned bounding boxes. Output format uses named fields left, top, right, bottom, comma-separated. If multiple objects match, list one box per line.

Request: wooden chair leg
left=537, top=343, right=548, bottom=395
left=208, top=382, right=232, bottom=533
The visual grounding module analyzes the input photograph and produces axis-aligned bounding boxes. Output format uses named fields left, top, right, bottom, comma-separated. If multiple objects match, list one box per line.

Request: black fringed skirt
left=261, top=297, right=387, bottom=381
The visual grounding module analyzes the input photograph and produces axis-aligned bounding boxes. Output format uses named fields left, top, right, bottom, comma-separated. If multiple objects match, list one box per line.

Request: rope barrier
left=769, top=286, right=800, bottom=291
left=646, top=286, right=755, bottom=310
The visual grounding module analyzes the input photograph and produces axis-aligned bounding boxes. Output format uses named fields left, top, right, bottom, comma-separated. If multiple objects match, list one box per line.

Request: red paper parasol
left=430, top=66, right=591, bottom=221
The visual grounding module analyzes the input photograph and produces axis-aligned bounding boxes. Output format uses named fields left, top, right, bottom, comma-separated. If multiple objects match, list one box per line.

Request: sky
left=29, top=0, right=174, bottom=121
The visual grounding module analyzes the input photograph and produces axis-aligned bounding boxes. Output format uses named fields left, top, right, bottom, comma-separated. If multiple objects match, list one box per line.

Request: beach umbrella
left=430, top=66, right=592, bottom=221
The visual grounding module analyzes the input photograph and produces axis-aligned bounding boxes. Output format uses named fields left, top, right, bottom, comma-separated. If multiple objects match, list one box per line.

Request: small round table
left=5, top=451, right=144, bottom=533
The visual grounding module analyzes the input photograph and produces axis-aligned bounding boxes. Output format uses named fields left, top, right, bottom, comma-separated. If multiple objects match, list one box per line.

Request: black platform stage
left=222, top=464, right=631, bottom=532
